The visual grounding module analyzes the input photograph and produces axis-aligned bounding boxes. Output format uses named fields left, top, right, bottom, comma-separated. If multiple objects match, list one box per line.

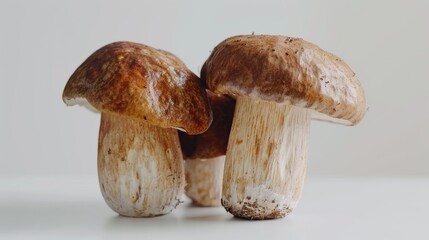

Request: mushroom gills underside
left=310, top=109, right=351, bottom=125
left=63, top=97, right=99, bottom=113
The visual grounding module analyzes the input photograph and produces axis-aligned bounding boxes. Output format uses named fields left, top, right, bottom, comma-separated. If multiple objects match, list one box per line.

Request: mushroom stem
left=185, top=156, right=225, bottom=207
left=97, top=113, right=184, bottom=217
left=222, top=97, right=311, bottom=219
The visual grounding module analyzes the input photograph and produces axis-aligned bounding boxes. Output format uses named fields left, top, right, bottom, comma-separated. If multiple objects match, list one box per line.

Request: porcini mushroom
left=62, top=41, right=211, bottom=217
left=179, top=90, right=235, bottom=206
left=201, top=35, right=366, bottom=219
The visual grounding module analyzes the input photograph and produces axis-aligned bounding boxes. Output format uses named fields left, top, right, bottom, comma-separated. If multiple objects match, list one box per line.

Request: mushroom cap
left=201, top=35, right=366, bottom=125
left=63, top=41, right=212, bottom=135
left=179, top=90, right=235, bottom=160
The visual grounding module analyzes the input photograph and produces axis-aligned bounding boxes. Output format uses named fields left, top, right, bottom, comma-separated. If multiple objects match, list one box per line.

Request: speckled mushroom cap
left=201, top=35, right=366, bottom=125
left=179, top=90, right=235, bottom=160
left=63, top=41, right=212, bottom=135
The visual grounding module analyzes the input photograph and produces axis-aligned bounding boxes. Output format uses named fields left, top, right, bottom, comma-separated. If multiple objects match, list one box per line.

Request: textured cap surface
left=63, top=41, right=212, bottom=134
left=201, top=35, right=366, bottom=125
left=179, top=91, right=235, bottom=160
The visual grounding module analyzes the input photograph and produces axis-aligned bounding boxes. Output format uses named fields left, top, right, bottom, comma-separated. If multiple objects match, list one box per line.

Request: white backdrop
left=0, top=0, right=428, bottom=176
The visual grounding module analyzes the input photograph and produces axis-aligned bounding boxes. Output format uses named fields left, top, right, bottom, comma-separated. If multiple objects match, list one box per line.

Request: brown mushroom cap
left=63, top=41, right=212, bottom=135
left=201, top=35, right=366, bottom=125
left=179, top=90, right=235, bottom=160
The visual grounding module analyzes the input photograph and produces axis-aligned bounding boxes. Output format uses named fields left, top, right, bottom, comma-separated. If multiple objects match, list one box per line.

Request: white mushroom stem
left=185, top=156, right=225, bottom=207
left=98, top=113, right=185, bottom=217
left=222, top=96, right=311, bottom=219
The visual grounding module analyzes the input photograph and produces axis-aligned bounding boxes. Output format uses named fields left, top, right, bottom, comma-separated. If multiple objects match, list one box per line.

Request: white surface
left=0, top=0, right=428, bottom=177
left=1, top=176, right=428, bottom=240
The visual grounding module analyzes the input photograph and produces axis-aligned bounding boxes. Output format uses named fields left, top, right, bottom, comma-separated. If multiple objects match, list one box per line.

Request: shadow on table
left=102, top=213, right=180, bottom=232
left=0, top=199, right=292, bottom=236
left=102, top=202, right=230, bottom=231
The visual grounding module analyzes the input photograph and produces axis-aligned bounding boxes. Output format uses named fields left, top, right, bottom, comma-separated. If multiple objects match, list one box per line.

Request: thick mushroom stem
left=185, top=156, right=225, bottom=207
left=222, top=97, right=311, bottom=219
left=98, top=113, right=185, bottom=217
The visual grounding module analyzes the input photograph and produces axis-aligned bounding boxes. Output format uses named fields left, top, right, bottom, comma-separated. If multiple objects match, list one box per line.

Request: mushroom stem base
left=98, top=113, right=185, bottom=217
left=222, top=97, right=311, bottom=219
left=185, top=156, right=225, bottom=207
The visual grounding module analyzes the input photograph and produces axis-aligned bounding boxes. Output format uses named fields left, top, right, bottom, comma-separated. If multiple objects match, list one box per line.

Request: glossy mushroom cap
left=179, top=90, right=235, bottom=160
left=63, top=41, right=212, bottom=135
left=201, top=35, right=366, bottom=126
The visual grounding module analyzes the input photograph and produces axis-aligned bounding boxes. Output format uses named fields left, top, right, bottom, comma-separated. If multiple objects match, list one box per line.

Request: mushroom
left=179, top=90, right=235, bottom=206
left=62, top=41, right=212, bottom=217
left=201, top=35, right=366, bottom=219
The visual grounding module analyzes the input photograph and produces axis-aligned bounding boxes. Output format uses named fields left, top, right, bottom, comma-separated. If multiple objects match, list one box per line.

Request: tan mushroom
left=201, top=35, right=366, bottom=219
left=179, top=90, right=235, bottom=206
left=62, top=41, right=211, bottom=217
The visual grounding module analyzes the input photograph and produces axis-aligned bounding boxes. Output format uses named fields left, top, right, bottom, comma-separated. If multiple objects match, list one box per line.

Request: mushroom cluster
left=63, top=35, right=366, bottom=219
